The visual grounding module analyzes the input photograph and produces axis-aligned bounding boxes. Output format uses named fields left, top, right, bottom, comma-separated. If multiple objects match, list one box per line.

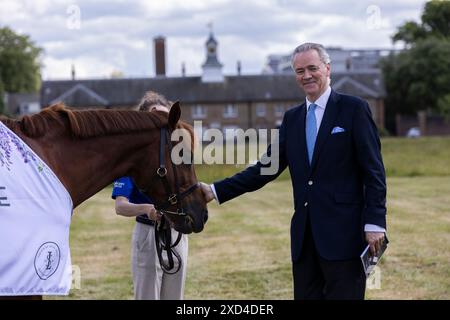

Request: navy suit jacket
left=213, top=90, right=387, bottom=261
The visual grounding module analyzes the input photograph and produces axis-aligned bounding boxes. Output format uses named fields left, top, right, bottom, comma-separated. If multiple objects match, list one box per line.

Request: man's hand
left=365, top=232, right=385, bottom=256
left=200, top=182, right=215, bottom=203
left=144, top=204, right=161, bottom=222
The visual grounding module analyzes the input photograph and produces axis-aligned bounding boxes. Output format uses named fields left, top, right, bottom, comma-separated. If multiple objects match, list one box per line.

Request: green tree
left=392, top=0, right=450, bottom=45
left=0, top=26, right=43, bottom=115
left=438, top=93, right=450, bottom=119
left=0, top=76, right=4, bottom=115
left=421, top=0, right=450, bottom=39
left=382, top=0, right=450, bottom=131
left=392, top=21, right=428, bottom=46
left=383, top=38, right=450, bottom=115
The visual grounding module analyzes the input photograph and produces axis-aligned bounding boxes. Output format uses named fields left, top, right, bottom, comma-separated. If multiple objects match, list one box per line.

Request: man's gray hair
left=291, top=43, right=331, bottom=68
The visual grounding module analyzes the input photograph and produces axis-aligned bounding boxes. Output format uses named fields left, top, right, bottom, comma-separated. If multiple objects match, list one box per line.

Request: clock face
left=208, top=46, right=215, bottom=54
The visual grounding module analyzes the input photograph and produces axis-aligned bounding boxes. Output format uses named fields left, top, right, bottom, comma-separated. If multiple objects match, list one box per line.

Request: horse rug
left=0, top=121, right=73, bottom=296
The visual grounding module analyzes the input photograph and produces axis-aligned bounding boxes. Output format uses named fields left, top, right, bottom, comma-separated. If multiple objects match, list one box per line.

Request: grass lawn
left=50, top=137, right=450, bottom=299
left=55, top=176, right=449, bottom=300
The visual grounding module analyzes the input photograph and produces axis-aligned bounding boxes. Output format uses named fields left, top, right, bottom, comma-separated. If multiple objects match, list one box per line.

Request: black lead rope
left=154, top=127, right=183, bottom=274
left=141, top=126, right=200, bottom=274
left=154, top=216, right=182, bottom=274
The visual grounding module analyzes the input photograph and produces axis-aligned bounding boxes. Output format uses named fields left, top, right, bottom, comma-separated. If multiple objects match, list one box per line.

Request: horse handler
left=112, top=91, right=188, bottom=300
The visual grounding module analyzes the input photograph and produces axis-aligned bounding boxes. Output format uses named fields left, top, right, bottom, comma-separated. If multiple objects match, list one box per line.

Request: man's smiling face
left=293, top=49, right=331, bottom=102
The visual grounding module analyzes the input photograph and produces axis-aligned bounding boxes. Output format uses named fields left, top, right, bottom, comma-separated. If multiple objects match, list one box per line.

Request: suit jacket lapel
left=310, top=90, right=341, bottom=169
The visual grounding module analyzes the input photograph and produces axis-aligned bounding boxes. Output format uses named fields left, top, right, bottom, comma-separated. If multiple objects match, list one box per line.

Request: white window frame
left=223, top=104, right=238, bottom=118
left=192, top=105, right=207, bottom=119
left=256, top=103, right=266, bottom=117
left=274, top=104, right=284, bottom=117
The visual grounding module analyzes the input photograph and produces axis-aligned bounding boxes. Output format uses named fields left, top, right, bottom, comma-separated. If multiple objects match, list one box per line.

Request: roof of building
left=41, top=72, right=385, bottom=108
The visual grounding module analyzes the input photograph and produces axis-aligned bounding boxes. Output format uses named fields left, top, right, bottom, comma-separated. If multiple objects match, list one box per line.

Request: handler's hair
left=137, top=91, right=171, bottom=111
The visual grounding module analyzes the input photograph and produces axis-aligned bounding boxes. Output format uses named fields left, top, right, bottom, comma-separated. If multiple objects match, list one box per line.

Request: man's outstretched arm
left=200, top=113, right=290, bottom=204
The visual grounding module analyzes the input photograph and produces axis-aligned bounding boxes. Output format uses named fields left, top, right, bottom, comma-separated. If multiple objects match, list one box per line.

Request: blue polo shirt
left=112, top=176, right=154, bottom=224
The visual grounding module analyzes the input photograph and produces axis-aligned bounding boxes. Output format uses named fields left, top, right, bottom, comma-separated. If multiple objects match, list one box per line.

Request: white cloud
left=42, top=54, right=119, bottom=79
left=0, top=0, right=428, bottom=79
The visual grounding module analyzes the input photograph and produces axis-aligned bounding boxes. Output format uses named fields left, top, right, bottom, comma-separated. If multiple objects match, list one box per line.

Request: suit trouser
left=131, top=222, right=188, bottom=300
left=292, top=215, right=366, bottom=300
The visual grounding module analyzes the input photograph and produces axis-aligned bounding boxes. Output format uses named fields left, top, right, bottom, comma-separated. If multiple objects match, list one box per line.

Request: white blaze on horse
left=0, top=102, right=208, bottom=298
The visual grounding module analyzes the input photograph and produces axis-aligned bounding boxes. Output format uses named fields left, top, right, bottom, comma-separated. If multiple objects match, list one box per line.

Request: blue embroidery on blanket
left=0, top=124, right=13, bottom=170
left=0, top=123, right=44, bottom=172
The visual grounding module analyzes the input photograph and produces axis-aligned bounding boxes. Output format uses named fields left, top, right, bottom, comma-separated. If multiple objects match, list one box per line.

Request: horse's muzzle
left=170, top=207, right=207, bottom=234
left=191, top=208, right=208, bottom=233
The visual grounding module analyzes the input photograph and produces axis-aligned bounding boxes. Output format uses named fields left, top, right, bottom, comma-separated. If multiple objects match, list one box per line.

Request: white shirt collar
left=306, top=86, right=331, bottom=111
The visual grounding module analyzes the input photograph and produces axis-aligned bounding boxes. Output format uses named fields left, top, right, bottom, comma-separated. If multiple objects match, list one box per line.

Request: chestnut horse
left=0, top=102, right=208, bottom=299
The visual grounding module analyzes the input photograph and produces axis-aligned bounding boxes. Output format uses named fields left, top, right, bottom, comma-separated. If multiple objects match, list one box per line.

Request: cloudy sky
left=0, top=0, right=427, bottom=80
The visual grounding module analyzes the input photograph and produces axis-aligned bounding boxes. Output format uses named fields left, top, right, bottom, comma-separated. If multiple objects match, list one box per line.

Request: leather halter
left=142, top=126, right=199, bottom=274
left=152, top=127, right=199, bottom=215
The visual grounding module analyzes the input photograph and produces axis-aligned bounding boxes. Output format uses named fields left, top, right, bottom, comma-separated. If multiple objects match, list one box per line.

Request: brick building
left=41, top=32, right=386, bottom=131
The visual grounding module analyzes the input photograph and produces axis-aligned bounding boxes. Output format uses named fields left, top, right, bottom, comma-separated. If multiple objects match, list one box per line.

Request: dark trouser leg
left=292, top=213, right=366, bottom=300
left=292, top=217, right=325, bottom=300
left=319, top=256, right=366, bottom=300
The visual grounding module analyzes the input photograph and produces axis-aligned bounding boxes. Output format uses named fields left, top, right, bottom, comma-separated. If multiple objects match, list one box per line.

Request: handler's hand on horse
left=145, top=204, right=161, bottom=222
left=365, top=232, right=385, bottom=256
left=200, top=182, right=215, bottom=203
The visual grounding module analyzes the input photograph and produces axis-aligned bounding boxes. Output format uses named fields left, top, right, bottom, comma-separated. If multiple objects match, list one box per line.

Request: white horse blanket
left=0, top=121, right=73, bottom=296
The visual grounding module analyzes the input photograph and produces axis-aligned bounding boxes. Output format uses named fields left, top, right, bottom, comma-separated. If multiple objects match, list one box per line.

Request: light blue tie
left=306, top=103, right=317, bottom=164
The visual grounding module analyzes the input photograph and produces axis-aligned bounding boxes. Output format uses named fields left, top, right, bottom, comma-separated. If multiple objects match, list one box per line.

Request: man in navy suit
left=200, top=43, right=387, bottom=300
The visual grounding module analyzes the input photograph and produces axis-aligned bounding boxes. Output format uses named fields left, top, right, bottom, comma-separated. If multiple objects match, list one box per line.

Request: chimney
left=181, top=62, right=186, bottom=77
left=237, top=60, right=241, bottom=76
left=71, top=64, right=76, bottom=80
left=154, top=36, right=166, bottom=77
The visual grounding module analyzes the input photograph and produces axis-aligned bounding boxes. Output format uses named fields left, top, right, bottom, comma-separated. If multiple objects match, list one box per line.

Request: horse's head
left=134, top=102, right=208, bottom=234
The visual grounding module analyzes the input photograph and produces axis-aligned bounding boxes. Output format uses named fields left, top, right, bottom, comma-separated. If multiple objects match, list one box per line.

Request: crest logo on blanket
left=34, top=242, right=61, bottom=280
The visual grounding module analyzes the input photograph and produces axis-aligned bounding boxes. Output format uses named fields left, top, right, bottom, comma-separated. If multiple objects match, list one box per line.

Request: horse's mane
left=0, top=103, right=195, bottom=148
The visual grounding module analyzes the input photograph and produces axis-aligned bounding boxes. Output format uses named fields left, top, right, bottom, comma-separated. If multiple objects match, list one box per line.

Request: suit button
left=304, top=202, right=308, bottom=207
left=308, top=180, right=313, bottom=186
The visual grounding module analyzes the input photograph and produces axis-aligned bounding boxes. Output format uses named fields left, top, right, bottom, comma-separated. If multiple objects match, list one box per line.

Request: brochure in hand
left=360, top=237, right=388, bottom=277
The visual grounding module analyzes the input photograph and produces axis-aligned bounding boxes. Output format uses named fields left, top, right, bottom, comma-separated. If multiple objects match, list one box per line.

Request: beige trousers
left=131, top=222, right=188, bottom=300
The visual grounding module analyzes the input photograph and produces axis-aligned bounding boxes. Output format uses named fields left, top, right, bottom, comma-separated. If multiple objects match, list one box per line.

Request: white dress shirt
left=306, top=85, right=331, bottom=133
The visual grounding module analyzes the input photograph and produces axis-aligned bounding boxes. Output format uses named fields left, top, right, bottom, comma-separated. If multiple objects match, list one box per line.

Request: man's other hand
left=365, top=232, right=385, bottom=256
left=200, top=182, right=215, bottom=203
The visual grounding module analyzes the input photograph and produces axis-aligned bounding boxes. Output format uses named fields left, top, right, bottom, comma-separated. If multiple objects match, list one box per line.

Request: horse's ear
left=168, top=101, right=181, bottom=129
